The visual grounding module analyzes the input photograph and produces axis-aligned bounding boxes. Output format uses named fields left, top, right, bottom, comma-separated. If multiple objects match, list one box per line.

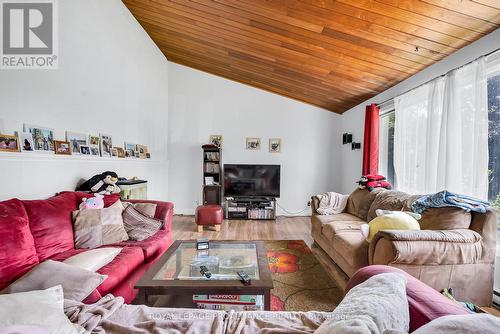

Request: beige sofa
left=311, top=188, right=497, bottom=306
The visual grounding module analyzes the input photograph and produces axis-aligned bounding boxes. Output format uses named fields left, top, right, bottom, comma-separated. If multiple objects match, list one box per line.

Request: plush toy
left=77, top=171, right=121, bottom=195
left=358, top=174, right=392, bottom=191
left=79, top=194, right=105, bottom=210
left=360, top=209, right=421, bottom=242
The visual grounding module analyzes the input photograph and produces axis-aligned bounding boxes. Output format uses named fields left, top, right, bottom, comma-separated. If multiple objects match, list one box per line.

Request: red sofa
left=347, top=265, right=470, bottom=332
left=0, top=191, right=174, bottom=303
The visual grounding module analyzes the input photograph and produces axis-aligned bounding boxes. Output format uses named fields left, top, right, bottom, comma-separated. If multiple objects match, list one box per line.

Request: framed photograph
left=90, top=146, right=100, bottom=156
left=205, top=176, right=214, bottom=185
left=100, top=134, right=112, bottom=157
left=124, top=142, right=136, bottom=158
left=115, top=147, right=125, bottom=158
left=246, top=137, right=261, bottom=150
left=17, top=132, right=34, bottom=152
left=66, top=131, right=88, bottom=155
left=134, top=151, right=140, bottom=158
left=80, top=145, right=91, bottom=155
left=137, top=144, right=148, bottom=159
left=24, top=124, right=54, bottom=153
left=0, top=134, right=19, bottom=152
left=269, top=138, right=282, bottom=153
left=89, top=135, right=100, bottom=147
left=54, top=140, right=71, bottom=155
left=209, top=135, right=223, bottom=148
left=111, top=148, right=118, bottom=157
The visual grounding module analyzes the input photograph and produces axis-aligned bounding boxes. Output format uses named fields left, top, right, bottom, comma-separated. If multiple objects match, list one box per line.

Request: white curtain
left=394, top=58, right=489, bottom=200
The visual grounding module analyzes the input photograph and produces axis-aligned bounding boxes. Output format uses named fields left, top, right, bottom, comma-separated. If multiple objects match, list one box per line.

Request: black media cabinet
left=225, top=197, right=277, bottom=220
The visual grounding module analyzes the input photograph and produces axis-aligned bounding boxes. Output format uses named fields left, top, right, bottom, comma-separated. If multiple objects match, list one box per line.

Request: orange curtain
left=362, top=103, right=380, bottom=175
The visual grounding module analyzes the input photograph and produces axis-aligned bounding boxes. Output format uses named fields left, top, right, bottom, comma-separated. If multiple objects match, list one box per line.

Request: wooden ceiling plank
left=127, top=2, right=412, bottom=80
left=334, top=0, right=498, bottom=34
left=133, top=0, right=430, bottom=70
left=242, top=0, right=462, bottom=54
left=374, top=0, right=498, bottom=34
left=175, top=0, right=435, bottom=65
left=289, top=0, right=475, bottom=43
left=215, top=0, right=447, bottom=59
left=419, top=0, right=500, bottom=22
left=163, top=42, right=377, bottom=101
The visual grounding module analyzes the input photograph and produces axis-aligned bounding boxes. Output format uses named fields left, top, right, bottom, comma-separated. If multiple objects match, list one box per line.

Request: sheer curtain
left=394, top=58, right=489, bottom=200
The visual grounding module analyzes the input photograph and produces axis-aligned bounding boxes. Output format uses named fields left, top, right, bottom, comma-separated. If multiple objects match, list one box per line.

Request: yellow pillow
left=360, top=211, right=420, bottom=242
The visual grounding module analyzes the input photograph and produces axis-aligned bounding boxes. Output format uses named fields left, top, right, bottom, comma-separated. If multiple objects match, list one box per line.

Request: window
left=378, top=106, right=395, bottom=186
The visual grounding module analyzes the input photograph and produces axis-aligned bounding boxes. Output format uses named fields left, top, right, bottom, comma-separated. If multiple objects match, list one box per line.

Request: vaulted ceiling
left=123, top=0, right=500, bottom=113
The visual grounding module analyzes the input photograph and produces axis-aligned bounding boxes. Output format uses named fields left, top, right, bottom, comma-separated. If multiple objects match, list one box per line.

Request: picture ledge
left=0, top=151, right=163, bottom=163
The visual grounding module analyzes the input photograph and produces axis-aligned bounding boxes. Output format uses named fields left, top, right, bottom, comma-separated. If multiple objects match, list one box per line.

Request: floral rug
left=265, top=240, right=341, bottom=312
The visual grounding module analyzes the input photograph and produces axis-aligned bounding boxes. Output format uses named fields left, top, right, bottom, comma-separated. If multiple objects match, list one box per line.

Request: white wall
left=340, top=28, right=500, bottom=193
left=168, top=63, right=341, bottom=215
left=0, top=0, right=170, bottom=200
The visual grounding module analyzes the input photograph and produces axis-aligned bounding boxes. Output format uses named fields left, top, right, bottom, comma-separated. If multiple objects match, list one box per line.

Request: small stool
left=195, top=205, right=223, bottom=232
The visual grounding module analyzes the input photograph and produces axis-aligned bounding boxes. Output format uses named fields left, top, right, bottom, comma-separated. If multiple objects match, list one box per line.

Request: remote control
left=200, top=265, right=212, bottom=279
left=237, top=271, right=251, bottom=286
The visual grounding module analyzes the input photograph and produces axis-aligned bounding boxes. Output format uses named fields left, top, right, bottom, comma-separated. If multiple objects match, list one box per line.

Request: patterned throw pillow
left=122, top=205, right=163, bottom=241
left=72, top=207, right=129, bottom=248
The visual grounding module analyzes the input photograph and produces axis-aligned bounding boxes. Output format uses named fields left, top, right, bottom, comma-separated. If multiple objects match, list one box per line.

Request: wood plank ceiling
left=123, top=0, right=500, bottom=113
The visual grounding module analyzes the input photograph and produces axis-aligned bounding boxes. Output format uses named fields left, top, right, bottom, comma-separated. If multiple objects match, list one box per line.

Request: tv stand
left=225, top=197, right=276, bottom=220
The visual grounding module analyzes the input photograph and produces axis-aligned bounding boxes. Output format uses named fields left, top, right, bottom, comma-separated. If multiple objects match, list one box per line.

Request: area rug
left=264, top=240, right=341, bottom=312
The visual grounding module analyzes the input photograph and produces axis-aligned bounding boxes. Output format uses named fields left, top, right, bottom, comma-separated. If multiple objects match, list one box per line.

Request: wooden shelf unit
left=202, top=144, right=222, bottom=205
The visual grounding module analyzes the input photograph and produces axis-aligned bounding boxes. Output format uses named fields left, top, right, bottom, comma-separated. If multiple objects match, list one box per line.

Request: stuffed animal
left=358, top=174, right=392, bottom=191
left=360, top=209, right=421, bottom=242
left=79, top=194, right=105, bottom=210
left=77, top=171, right=121, bottom=195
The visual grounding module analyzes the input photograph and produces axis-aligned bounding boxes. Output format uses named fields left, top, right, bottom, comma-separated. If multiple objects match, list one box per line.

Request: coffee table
left=135, top=240, right=274, bottom=310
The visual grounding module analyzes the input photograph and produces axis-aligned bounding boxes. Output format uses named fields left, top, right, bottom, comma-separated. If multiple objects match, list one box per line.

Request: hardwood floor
left=172, top=215, right=314, bottom=245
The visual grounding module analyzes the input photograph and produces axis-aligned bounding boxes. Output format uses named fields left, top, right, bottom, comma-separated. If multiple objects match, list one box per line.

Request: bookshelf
left=202, top=144, right=222, bottom=205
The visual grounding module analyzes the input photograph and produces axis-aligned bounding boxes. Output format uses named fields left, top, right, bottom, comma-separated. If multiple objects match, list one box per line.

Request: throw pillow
left=72, top=207, right=129, bottom=248
left=314, top=273, right=409, bottom=334
left=63, top=247, right=122, bottom=272
left=111, top=199, right=157, bottom=217
left=2, top=260, right=107, bottom=302
left=0, top=285, right=80, bottom=334
left=123, top=205, right=163, bottom=241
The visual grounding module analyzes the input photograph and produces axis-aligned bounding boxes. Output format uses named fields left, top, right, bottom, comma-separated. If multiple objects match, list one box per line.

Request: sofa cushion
left=22, top=192, right=78, bottom=261
left=345, top=188, right=384, bottom=220
left=111, top=229, right=171, bottom=260
left=333, top=232, right=369, bottom=273
left=322, top=220, right=365, bottom=240
left=366, top=190, right=414, bottom=222
left=0, top=199, right=39, bottom=290
left=418, top=207, right=472, bottom=230
left=63, top=247, right=122, bottom=272
left=96, top=246, right=144, bottom=296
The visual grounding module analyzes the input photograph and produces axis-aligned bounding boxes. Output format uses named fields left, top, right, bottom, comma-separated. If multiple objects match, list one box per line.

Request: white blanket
left=314, top=273, right=409, bottom=334
left=411, top=314, right=500, bottom=334
left=315, top=192, right=349, bottom=215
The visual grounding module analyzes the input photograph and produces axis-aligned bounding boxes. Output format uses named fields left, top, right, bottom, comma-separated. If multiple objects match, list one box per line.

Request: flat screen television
left=224, top=164, right=280, bottom=198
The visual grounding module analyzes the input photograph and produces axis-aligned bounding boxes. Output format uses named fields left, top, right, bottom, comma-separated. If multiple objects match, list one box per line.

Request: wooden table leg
left=264, top=290, right=271, bottom=311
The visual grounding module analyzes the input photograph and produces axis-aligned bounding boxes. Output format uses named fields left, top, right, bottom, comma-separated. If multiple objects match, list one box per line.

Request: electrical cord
left=276, top=202, right=310, bottom=216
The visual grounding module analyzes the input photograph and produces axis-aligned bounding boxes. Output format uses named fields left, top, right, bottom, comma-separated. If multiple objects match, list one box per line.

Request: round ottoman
left=195, top=205, right=223, bottom=232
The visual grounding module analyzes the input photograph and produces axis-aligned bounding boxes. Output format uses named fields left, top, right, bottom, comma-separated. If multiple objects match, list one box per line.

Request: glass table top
left=153, top=242, right=260, bottom=281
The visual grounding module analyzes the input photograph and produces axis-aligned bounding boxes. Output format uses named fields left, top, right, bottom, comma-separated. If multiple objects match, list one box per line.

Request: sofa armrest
left=369, top=229, right=483, bottom=266
left=346, top=265, right=469, bottom=332
left=126, top=200, right=174, bottom=232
